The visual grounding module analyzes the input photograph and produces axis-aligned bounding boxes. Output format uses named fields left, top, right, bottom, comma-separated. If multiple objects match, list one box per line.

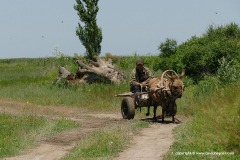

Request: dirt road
left=115, top=122, right=178, bottom=160
left=0, top=100, right=180, bottom=160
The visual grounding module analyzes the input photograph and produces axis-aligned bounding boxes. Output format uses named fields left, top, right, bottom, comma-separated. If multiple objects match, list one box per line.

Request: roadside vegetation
left=0, top=114, right=79, bottom=158
left=0, top=23, right=239, bottom=159
left=63, top=120, right=149, bottom=160
left=165, top=81, right=240, bottom=160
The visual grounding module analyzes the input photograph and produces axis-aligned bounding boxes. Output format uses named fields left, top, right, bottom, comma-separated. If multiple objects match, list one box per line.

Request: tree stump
left=53, top=57, right=125, bottom=84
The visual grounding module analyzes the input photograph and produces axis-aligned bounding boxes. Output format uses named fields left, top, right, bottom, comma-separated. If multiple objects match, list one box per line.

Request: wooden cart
left=115, top=92, right=149, bottom=119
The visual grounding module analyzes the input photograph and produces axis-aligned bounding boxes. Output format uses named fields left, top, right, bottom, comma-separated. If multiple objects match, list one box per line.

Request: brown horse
left=147, top=70, right=185, bottom=122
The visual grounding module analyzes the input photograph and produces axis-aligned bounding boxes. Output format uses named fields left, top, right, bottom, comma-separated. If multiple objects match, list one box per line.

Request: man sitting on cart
left=130, top=59, right=153, bottom=93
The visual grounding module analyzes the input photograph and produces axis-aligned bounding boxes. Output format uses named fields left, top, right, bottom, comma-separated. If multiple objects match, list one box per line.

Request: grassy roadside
left=165, top=82, right=240, bottom=160
left=63, top=120, right=149, bottom=160
left=0, top=114, right=79, bottom=158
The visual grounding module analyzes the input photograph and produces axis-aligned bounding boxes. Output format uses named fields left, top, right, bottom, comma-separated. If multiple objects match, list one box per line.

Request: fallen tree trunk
left=53, top=57, right=125, bottom=84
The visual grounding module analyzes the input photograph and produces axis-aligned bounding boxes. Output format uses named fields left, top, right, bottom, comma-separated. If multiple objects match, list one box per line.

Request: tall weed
left=193, top=75, right=221, bottom=96
left=217, top=57, right=240, bottom=84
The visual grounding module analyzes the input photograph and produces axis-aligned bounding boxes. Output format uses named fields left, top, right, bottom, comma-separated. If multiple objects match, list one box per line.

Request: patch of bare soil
left=0, top=99, right=181, bottom=160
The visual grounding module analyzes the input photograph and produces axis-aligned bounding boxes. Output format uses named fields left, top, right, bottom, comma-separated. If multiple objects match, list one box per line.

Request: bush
left=193, top=75, right=221, bottom=96
left=217, top=57, right=240, bottom=84
left=157, top=23, right=240, bottom=83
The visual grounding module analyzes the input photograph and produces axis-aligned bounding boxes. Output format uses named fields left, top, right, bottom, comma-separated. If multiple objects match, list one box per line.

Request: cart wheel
left=121, top=97, right=135, bottom=119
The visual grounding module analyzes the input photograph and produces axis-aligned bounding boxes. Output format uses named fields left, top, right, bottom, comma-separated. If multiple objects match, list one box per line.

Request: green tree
left=158, top=38, right=177, bottom=57
left=74, top=0, right=102, bottom=60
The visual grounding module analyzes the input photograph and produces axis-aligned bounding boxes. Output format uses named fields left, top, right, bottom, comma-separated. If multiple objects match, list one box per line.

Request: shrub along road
left=0, top=99, right=181, bottom=160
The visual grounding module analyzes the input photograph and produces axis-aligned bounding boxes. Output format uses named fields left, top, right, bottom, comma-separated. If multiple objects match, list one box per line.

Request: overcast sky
left=0, top=0, right=239, bottom=59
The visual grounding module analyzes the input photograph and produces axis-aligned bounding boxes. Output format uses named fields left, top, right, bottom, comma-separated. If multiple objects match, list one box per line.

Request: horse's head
left=168, top=70, right=185, bottom=98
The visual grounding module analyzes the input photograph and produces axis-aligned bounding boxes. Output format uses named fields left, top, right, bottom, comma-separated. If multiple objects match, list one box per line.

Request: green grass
left=166, top=82, right=240, bottom=160
left=0, top=114, right=79, bottom=158
left=0, top=82, right=129, bottom=111
left=0, top=114, right=45, bottom=157
left=0, top=57, right=132, bottom=111
left=63, top=120, right=149, bottom=160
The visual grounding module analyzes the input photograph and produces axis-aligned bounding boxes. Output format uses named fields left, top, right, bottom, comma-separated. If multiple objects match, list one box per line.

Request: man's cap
left=136, top=59, right=144, bottom=65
